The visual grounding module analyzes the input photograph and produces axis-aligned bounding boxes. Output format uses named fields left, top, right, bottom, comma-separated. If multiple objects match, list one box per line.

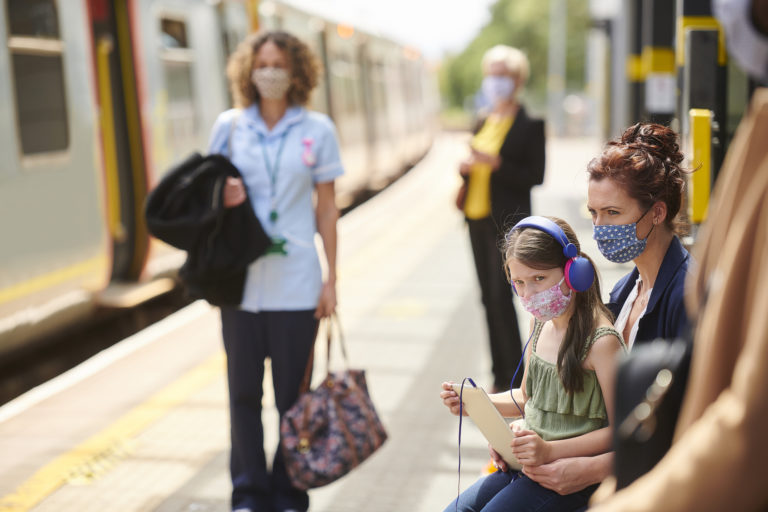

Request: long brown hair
left=504, top=217, right=613, bottom=393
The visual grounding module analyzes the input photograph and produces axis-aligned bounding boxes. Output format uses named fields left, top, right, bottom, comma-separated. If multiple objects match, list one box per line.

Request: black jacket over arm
left=145, top=153, right=270, bottom=306
left=488, top=106, right=546, bottom=231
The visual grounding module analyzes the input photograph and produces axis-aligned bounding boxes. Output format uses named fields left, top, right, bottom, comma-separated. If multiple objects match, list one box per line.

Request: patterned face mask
left=251, top=67, right=291, bottom=100
left=518, top=277, right=572, bottom=323
left=593, top=208, right=653, bottom=263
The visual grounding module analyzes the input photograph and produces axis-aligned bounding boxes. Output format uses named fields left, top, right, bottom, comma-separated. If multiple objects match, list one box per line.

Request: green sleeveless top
left=523, top=321, right=626, bottom=441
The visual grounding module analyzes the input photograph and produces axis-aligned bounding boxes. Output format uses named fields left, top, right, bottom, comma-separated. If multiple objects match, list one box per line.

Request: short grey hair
left=481, top=45, right=530, bottom=84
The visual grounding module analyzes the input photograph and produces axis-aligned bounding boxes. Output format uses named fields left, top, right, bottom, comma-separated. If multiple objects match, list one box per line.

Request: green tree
left=439, top=0, right=589, bottom=115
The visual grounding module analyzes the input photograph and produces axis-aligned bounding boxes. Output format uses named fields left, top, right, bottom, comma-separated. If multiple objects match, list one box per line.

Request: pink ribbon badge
left=301, top=137, right=316, bottom=167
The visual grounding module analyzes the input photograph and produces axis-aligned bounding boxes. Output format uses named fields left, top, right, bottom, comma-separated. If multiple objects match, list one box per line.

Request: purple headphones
left=509, top=216, right=595, bottom=292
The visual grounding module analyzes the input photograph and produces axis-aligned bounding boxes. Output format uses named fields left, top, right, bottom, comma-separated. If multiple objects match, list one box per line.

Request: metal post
left=641, top=0, right=675, bottom=125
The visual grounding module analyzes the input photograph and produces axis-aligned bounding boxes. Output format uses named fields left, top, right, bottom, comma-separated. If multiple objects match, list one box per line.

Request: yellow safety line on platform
left=0, top=256, right=107, bottom=305
left=0, top=351, right=226, bottom=512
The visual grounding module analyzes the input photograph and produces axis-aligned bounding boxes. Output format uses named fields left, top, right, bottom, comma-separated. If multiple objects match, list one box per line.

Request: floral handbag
left=280, top=314, right=388, bottom=490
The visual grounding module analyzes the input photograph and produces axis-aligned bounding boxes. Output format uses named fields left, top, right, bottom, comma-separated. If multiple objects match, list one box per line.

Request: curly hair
left=226, top=31, right=320, bottom=108
left=587, top=123, right=690, bottom=235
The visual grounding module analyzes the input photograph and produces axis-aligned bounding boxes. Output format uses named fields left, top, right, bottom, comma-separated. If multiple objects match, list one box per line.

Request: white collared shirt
left=614, top=275, right=653, bottom=349
left=208, top=105, right=344, bottom=312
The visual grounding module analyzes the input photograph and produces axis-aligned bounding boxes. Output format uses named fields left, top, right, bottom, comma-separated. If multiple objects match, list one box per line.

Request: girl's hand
left=489, top=444, right=509, bottom=472
left=511, top=428, right=551, bottom=467
left=223, top=177, right=247, bottom=208
left=439, top=382, right=467, bottom=416
left=459, top=160, right=473, bottom=176
left=314, top=281, right=336, bottom=319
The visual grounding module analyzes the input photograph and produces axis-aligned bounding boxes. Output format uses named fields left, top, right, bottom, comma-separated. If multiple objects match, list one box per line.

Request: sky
left=284, top=0, right=497, bottom=59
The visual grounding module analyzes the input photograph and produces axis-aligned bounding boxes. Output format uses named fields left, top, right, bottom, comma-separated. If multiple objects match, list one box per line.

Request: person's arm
left=314, top=180, right=339, bottom=319
left=494, top=117, right=545, bottom=187
left=523, top=452, right=614, bottom=495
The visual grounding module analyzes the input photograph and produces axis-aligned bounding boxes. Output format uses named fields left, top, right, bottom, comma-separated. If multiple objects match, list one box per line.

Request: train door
left=87, top=0, right=148, bottom=281
left=0, top=0, right=109, bottom=353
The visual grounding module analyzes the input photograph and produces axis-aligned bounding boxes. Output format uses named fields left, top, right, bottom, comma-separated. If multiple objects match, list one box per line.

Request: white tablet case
left=452, top=383, right=522, bottom=470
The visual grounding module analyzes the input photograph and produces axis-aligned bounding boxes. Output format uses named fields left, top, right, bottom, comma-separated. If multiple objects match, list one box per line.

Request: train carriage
left=0, top=0, right=437, bottom=359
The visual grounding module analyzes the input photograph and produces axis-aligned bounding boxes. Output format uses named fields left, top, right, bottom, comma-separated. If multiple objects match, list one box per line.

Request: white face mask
left=481, top=75, right=516, bottom=105
left=251, top=67, right=291, bottom=100
left=714, top=0, right=768, bottom=83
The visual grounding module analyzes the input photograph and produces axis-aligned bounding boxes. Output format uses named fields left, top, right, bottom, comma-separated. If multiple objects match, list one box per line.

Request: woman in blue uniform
left=208, top=31, right=343, bottom=512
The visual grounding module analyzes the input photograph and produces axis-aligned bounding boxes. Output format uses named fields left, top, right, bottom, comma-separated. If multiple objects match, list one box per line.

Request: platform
left=0, top=132, right=632, bottom=512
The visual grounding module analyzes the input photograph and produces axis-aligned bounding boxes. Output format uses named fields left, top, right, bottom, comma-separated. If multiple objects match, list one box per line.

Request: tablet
left=452, top=383, right=522, bottom=470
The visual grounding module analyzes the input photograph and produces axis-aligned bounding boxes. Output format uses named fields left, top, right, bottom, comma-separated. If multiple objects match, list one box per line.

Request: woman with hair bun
left=586, top=122, right=691, bottom=347
left=521, top=122, right=692, bottom=499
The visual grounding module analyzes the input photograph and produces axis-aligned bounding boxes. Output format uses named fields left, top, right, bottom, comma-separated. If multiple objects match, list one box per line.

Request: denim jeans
left=444, top=470, right=596, bottom=512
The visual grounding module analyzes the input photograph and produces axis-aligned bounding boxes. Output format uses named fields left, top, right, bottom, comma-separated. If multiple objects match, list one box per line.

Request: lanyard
left=258, top=128, right=291, bottom=223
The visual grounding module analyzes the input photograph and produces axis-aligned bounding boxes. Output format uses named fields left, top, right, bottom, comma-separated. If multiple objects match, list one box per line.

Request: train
left=0, top=0, right=439, bottom=359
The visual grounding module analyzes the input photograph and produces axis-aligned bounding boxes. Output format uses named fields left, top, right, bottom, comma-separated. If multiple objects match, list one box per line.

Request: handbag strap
left=227, top=111, right=241, bottom=158
left=297, top=313, right=348, bottom=394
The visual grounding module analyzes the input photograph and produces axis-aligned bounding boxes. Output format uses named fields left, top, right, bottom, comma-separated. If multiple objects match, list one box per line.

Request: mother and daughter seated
left=441, top=122, right=692, bottom=512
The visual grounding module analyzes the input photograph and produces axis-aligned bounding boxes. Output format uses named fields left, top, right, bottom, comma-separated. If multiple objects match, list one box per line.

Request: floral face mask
left=518, top=277, right=572, bottom=322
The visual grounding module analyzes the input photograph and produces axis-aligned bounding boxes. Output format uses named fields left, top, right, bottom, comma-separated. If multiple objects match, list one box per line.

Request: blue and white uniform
left=208, top=104, right=344, bottom=311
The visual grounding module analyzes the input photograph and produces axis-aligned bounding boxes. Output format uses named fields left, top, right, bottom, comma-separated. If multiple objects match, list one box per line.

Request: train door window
left=6, top=0, right=69, bottom=155
left=159, top=16, right=197, bottom=158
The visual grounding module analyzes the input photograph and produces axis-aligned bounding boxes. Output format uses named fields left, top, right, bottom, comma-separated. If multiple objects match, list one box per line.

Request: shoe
left=483, top=459, right=498, bottom=475
left=233, top=509, right=252, bottom=512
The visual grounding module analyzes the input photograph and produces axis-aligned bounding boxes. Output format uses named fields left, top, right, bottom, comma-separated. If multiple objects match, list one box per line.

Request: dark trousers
left=220, top=308, right=318, bottom=512
left=467, top=217, right=523, bottom=390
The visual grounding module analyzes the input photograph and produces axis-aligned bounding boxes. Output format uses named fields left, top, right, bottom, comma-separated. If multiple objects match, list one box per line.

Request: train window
left=6, top=0, right=69, bottom=155
left=7, top=0, right=60, bottom=38
left=159, top=16, right=197, bottom=158
left=160, top=18, right=188, bottom=48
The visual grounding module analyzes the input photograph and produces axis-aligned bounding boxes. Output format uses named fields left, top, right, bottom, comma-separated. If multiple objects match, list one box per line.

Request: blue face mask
left=482, top=75, right=515, bottom=105
left=593, top=209, right=654, bottom=263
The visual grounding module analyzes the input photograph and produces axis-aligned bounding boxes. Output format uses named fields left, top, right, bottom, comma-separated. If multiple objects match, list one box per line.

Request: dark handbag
left=280, top=315, right=388, bottom=490
left=613, top=338, right=692, bottom=489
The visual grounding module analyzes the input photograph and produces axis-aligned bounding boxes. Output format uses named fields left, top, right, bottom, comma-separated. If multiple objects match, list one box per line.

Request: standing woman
left=208, top=31, right=342, bottom=512
left=459, top=45, right=546, bottom=391
left=521, top=123, right=691, bottom=498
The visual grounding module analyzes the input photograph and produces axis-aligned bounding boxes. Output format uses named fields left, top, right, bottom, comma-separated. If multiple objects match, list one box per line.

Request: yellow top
left=464, top=115, right=514, bottom=219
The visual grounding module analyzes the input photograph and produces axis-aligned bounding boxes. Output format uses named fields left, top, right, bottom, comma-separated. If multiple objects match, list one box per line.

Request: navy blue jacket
left=607, top=236, right=691, bottom=345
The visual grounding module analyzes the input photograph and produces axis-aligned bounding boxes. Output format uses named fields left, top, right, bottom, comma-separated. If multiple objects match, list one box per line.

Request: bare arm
left=533, top=333, right=622, bottom=462
left=314, top=181, right=339, bottom=319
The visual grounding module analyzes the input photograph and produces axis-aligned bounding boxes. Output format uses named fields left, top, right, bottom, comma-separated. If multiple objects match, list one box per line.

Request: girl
left=441, top=216, right=625, bottom=512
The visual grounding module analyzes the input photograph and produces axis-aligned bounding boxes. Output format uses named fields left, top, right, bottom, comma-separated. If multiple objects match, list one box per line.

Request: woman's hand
left=471, top=149, right=501, bottom=170
left=439, top=382, right=467, bottom=416
left=459, top=159, right=473, bottom=176
left=314, top=281, right=336, bottom=319
left=223, top=177, right=247, bottom=208
left=511, top=428, right=552, bottom=467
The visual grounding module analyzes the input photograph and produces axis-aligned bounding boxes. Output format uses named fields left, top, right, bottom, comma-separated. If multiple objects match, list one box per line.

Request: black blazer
left=607, top=236, right=692, bottom=345
left=481, top=105, right=546, bottom=230
left=145, top=153, right=270, bottom=306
